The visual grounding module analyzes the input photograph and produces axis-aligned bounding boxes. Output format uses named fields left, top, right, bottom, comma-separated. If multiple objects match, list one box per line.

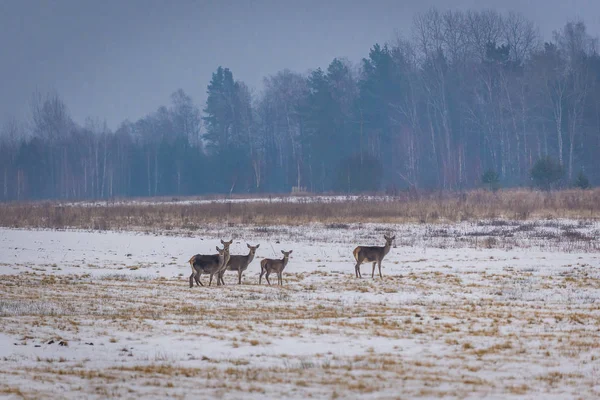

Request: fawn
left=259, top=250, right=292, bottom=286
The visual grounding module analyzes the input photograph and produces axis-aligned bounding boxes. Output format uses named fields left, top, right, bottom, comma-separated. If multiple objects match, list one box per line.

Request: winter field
left=1, top=195, right=600, bottom=399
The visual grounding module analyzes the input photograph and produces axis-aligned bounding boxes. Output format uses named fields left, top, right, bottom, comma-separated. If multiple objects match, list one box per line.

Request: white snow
left=0, top=220, right=599, bottom=399
left=61, top=194, right=396, bottom=207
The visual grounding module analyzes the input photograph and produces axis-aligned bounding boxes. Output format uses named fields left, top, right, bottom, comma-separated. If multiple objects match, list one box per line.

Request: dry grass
left=1, top=189, right=599, bottom=229
left=1, top=210, right=599, bottom=399
left=1, top=260, right=599, bottom=399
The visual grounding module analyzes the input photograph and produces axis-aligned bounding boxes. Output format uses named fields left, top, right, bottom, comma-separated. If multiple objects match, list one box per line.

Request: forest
left=1, top=8, right=599, bottom=201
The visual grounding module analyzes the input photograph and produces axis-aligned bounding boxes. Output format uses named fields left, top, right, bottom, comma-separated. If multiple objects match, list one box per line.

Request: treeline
left=1, top=9, right=599, bottom=201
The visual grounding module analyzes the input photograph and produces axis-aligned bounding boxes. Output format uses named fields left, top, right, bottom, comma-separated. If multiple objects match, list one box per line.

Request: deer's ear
left=256, top=244, right=260, bottom=248
left=247, top=243, right=251, bottom=248
left=281, top=250, right=285, bottom=254
left=384, top=234, right=389, bottom=240
left=216, top=246, right=220, bottom=251
left=220, top=239, right=225, bottom=244
left=391, top=236, right=396, bottom=240
left=289, top=250, right=293, bottom=254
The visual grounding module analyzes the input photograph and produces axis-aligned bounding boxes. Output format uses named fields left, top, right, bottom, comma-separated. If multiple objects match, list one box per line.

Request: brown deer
left=188, top=239, right=232, bottom=287
left=259, top=250, right=292, bottom=286
left=219, top=243, right=259, bottom=285
left=353, top=234, right=395, bottom=279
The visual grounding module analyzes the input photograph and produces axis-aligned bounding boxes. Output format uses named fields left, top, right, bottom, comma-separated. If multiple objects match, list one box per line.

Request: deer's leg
left=238, top=269, right=242, bottom=285
left=190, top=271, right=203, bottom=287
left=219, top=271, right=225, bottom=286
left=372, top=262, right=376, bottom=278
left=266, top=271, right=272, bottom=285
left=378, top=260, right=383, bottom=278
left=259, top=267, right=265, bottom=284
left=209, top=273, right=214, bottom=286
left=355, top=257, right=363, bottom=278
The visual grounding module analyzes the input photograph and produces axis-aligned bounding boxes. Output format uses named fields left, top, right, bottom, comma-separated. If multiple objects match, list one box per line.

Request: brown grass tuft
left=1, top=189, right=599, bottom=229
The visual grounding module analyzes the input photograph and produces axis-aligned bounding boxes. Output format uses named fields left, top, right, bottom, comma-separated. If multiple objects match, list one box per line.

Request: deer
left=188, top=239, right=232, bottom=288
left=353, top=234, right=395, bottom=279
left=259, top=250, right=292, bottom=286
left=218, top=243, right=260, bottom=285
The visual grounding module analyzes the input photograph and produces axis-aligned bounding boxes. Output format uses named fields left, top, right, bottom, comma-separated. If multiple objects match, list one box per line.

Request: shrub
left=481, top=169, right=500, bottom=192
left=574, top=170, right=590, bottom=189
left=530, top=156, right=564, bottom=190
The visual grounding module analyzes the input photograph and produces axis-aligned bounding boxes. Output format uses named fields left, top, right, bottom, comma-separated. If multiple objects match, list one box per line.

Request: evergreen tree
left=481, top=169, right=500, bottom=192
left=357, top=44, right=400, bottom=188
left=203, top=66, right=253, bottom=193
left=574, top=170, right=590, bottom=189
left=531, top=156, right=565, bottom=190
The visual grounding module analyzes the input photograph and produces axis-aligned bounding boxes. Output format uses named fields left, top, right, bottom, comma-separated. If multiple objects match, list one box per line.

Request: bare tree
left=413, top=8, right=444, bottom=60
left=465, top=9, right=504, bottom=62
left=0, top=118, right=24, bottom=200
left=29, top=91, right=74, bottom=198
left=30, top=91, right=72, bottom=141
left=502, top=11, right=541, bottom=65
left=260, top=70, right=308, bottom=190
left=554, top=21, right=597, bottom=178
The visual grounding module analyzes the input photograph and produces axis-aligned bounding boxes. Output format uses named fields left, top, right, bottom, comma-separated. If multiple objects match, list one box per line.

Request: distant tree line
left=1, top=9, right=599, bottom=201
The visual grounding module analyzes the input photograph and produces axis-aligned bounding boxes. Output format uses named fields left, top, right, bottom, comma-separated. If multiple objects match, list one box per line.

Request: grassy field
left=0, top=191, right=599, bottom=399
left=0, top=189, right=599, bottom=230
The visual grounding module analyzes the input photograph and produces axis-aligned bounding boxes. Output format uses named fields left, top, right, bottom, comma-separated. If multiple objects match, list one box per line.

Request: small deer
left=188, top=239, right=232, bottom=287
left=259, top=250, right=292, bottom=286
left=219, top=243, right=260, bottom=285
left=353, top=234, right=395, bottom=279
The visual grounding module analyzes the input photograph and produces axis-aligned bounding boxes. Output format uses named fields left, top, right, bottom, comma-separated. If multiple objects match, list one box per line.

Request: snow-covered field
left=1, top=219, right=599, bottom=399
left=62, top=194, right=393, bottom=207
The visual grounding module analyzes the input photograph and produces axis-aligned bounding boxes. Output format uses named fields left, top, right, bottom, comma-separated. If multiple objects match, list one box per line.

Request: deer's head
left=281, top=250, right=293, bottom=259
left=220, top=239, right=233, bottom=252
left=247, top=243, right=260, bottom=256
left=383, top=235, right=395, bottom=246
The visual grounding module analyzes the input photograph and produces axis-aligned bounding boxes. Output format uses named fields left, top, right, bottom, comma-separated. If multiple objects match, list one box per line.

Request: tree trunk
left=154, top=151, right=158, bottom=195
left=147, top=152, right=151, bottom=196
left=3, top=168, right=7, bottom=200
left=101, top=136, right=107, bottom=198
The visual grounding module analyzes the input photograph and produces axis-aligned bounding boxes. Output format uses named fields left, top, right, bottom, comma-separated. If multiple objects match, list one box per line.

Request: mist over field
left=1, top=1, right=600, bottom=200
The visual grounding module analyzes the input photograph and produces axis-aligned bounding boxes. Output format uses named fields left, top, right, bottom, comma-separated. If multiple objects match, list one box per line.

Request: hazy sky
left=1, top=0, right=599, bottom=130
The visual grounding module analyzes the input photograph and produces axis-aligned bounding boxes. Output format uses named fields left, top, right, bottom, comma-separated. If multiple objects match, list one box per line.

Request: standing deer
left=188, top=239, right=232, bottom=287
left=353, top=234, right=395, bottom=279
left=259, top=250, right=292, bottom=286
left=219, top=243, right=260, bottom=285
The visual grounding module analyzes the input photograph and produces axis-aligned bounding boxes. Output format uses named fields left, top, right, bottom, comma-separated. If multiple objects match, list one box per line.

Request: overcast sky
left=1, top=0, right=599, bottom=130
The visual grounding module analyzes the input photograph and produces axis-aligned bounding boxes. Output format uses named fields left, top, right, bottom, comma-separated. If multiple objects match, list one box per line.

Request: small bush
left=481, top=169, right=500, bottom=192
left=574, top=170, right=590, bottom=190
left=531, top=156, right=564, bottom=190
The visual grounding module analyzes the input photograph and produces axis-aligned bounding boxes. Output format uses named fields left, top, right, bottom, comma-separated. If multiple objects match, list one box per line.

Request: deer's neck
left=246, top=251, right=255, bottom=264
left=383, top=242, right=391, bottom=256
left=281, top=256, right=289, bottom=269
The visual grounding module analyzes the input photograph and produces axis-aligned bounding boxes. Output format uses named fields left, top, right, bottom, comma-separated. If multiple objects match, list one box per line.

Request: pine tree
left=481, top=169, right=500, bottom=192
left=202, top=66, right=253, bottom=193
left=574, top=170, right=590, bottom=189
left=530, top=156, right=565, bottom=190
